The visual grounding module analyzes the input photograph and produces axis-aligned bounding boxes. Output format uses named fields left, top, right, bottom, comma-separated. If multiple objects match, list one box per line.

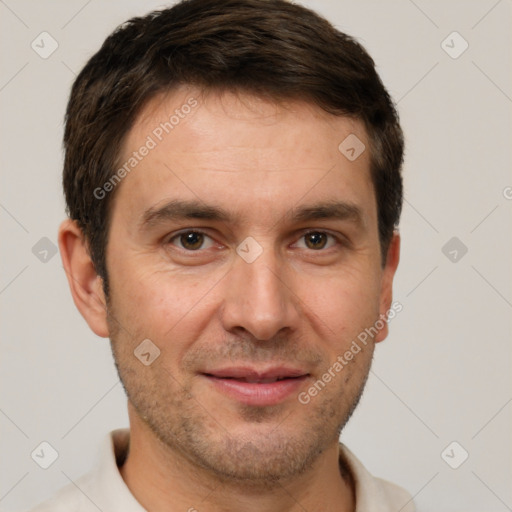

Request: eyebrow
left=139, top=199, right=364, bottom=231
left=287, top=201, right=363, bottom=225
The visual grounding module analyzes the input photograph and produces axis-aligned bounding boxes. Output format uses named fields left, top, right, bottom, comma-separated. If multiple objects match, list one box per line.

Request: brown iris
left=304, top=232, right=328, bottom=250
left=180, top=231, right=204, bottom=250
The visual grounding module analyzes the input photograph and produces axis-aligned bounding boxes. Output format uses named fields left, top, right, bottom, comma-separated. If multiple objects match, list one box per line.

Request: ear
left=58, top=219, right=109, bottom=338
left=374, top=232, right=400, bottom=343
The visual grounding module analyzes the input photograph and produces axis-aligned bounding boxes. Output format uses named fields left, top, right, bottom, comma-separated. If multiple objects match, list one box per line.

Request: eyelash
left=166, top=229, right=344, bottom=252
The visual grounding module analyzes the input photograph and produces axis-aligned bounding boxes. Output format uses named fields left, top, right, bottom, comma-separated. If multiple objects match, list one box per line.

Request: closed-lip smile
left=201, top=366, right=310, bottom=406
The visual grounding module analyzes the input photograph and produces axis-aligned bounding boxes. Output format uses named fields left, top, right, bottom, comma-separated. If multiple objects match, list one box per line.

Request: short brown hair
left=63, top=0, right=404, bottom=290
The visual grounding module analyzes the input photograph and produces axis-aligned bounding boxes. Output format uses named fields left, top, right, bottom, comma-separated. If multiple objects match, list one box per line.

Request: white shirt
left=29, top=429, right=415, bottom=512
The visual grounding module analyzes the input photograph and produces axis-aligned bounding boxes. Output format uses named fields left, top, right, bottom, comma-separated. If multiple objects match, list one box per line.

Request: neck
left=119, top=405, right=355, bottom=512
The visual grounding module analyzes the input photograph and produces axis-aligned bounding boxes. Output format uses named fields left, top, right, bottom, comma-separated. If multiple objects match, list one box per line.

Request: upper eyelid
left=167, top=228, right=344, bottom=249
left=167, top=229, right=217, bottom=247
left=292, top=230, right=342, bottom=248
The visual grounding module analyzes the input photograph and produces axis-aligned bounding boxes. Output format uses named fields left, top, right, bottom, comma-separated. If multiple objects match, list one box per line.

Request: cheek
left=296, top=267, right=382, bottom=344
left=108, top=261, right=222, bottom=350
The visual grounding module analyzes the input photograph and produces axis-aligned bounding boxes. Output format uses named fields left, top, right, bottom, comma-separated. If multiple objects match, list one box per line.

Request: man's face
left=103, top=88, right=397, bottom=484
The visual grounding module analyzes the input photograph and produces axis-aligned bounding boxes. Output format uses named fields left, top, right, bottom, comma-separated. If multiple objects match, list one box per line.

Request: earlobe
left=58, top=219, right=110, bottom=338
left=374, top=232, right=401, bottom=343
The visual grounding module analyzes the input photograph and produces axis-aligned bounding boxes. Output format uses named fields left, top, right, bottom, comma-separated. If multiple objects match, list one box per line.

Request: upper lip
left=202, top=366, right=309, bottom=382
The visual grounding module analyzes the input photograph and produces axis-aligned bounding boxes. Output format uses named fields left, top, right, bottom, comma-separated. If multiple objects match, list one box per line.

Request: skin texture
left=59, top=86, right=400, bottom=512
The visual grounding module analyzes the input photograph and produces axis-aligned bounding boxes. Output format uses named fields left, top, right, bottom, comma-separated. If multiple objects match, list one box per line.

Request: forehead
left=113, top=87, right=376, bottom=229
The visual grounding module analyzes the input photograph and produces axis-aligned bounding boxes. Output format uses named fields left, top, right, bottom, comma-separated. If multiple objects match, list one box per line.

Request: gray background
left=1, top=1, right=511, bottom=510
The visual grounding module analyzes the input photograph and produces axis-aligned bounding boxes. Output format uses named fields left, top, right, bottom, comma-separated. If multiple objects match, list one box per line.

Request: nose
left=220, top=247, right=301, bottom=341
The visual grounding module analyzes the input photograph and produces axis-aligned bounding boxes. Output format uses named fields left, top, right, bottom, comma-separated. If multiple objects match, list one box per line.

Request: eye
left=294, top=231, right=338, bottom=250
left=168, top=230, right=215, bottom=251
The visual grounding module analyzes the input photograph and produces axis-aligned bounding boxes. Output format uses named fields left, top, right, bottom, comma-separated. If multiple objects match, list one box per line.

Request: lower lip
left=203, top=375, right=309, bottom=406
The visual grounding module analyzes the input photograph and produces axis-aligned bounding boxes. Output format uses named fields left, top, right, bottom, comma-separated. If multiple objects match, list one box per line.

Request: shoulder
left=26, top=429, right=136, bottom=512
left=339, top=443, right=415, bottom=512
left=371, top=476, right=416, bottom=511
left=26, top=472, right=97, bottom=512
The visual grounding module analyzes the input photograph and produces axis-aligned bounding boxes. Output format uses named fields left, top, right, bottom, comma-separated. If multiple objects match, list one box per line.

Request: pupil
left=307, top=232, right=326, bottom=249
left=182, top=232, right=203, bottom=250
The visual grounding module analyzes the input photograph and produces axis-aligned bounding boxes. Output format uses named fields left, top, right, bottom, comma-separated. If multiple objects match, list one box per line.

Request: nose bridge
left=221, top=244, right=298, bottom=340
